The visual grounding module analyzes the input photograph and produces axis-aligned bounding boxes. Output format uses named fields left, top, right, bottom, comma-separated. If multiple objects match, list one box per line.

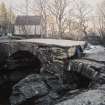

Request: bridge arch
left=8, top=50, right=42, bottom=73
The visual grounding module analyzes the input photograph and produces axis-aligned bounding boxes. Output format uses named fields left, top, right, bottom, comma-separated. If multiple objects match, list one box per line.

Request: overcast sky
left=1, top=0, right=101, bottom=6
left=0, top=0, right=103, bottom=15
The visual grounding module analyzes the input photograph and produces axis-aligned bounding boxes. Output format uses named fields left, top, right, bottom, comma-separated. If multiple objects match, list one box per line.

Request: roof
left=15, top=16, right=41, bottom=25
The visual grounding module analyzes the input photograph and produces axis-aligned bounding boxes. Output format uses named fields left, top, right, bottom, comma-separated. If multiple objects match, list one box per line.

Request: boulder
left=10, top=74, right=48, bottom=105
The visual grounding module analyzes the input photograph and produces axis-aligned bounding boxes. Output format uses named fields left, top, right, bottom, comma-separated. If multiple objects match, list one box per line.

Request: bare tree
left=67, top=8, right=76, bottom=34
left=98, top=0, right=105, bottom=18
left=0, top=2, right=15, bottom=35
left=25, top=0, right=29, bottom=15
left=73, top=0, right=92, bottom=38
left=98, top=17, right=105, bottom=39
left=97, top=0, right=105, bottom=43
left=35, top=0, right=48, bottom=38
left=48, top=0, right=68, bottom=38
left=0, top=2, right=8, bottom=24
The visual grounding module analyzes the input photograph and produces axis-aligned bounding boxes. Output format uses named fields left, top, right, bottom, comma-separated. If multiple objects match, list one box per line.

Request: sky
left=1, top=0, right=101, bottom=6
left=86, top=0, right=102, bottom=6
left=0, top=0, right=103, bottom=15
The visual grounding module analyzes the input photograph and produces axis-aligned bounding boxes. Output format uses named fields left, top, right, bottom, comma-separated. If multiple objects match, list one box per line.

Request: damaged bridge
left=0, top=38, right=105, bottom=105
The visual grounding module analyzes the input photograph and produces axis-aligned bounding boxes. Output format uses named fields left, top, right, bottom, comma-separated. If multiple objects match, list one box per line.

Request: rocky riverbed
left=0, top=43, right=105, bottom=105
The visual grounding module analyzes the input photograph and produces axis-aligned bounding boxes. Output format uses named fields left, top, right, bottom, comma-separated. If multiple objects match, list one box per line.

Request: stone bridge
left=0, top=39, right=86, bottom=65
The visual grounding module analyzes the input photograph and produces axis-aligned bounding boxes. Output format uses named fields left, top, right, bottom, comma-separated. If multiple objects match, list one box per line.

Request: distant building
left=14, top=16, right=41, bottom=37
